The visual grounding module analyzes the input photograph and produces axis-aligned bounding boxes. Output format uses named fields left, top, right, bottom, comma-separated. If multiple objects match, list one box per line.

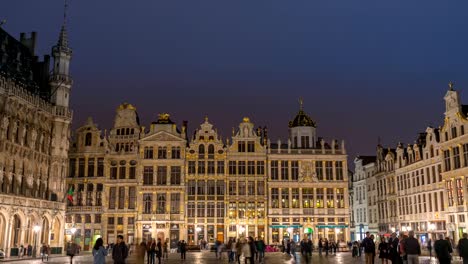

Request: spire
left=448, top=81, right=454, bottom=91
left=55, top=0, right=71, bottom=53
left=299, top=97, right=304, bottom=111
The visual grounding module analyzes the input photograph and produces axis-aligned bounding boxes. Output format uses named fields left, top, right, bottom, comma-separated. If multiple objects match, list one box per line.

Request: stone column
left=4, top=217, right=12, bottom=257
left=332, top=161, right=336, bottom=181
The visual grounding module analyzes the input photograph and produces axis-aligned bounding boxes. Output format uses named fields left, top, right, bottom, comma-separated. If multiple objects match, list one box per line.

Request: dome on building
left=289, top=109, right=316, bottom=128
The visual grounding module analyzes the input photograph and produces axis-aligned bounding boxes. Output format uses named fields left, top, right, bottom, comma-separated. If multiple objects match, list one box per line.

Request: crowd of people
left=350, top=231, right=468, bottom=264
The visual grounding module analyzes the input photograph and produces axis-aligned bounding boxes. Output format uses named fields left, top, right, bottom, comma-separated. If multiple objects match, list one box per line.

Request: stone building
left=66, top=102, right=350, bottom=249
left=440, top=84, right=468, bottom=242
left=352, top=156, right=376, bottom=241
left=0, top=21, right=72, bottom=257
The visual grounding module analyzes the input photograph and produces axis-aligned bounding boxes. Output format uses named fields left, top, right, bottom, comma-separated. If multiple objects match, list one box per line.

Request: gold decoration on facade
left=158, top=113, right=170, bottom=121
left=243, top=117, right=250, bottom=123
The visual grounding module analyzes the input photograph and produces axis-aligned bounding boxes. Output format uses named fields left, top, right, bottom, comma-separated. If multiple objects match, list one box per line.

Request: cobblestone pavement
left=0, top=251, right=462, bottom=264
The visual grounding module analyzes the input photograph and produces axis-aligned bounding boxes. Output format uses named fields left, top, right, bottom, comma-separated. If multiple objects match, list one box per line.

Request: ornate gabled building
left=440, top=83, right=468, bottom=242
left=0, top=20, right=72, bottom=257
left=66, top=101, right=350, bottom=249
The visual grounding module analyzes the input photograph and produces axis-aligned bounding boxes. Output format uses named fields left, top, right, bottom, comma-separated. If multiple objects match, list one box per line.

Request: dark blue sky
left=4, top=0, right=468, bottom=162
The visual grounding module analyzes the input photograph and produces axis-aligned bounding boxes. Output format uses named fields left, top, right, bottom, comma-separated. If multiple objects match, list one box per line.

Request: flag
left=67, top=186, right=74, bottom=202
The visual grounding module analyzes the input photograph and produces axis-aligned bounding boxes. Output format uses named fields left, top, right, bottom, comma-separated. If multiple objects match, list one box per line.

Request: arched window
left=208, top=144, right=214, bottom=159
left=157, top=194, right=166, bottom=214
left=198, top=145, right=205, bottom=159
left=85, top=133, right=92, bottom=146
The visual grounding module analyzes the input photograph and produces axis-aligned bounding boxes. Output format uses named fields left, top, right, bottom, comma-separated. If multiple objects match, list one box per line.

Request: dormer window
left=85, top=133, right=92, bottom=146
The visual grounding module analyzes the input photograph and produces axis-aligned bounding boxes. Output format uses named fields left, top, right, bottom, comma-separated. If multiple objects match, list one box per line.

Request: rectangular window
left=128, top=187, right=136, bottom=209
left=248, top=181, right=255, bottom=195
left=197, top=181, right=205, bottom=195
left=238, top=141, right=246, bottom=152
left=188, top=161, right=196, bottom=174
left=197, top=202, right=205, bottom=217
left=326, top=188, right=334, bottom=208
left=187, top=202, right=195, bottom=217
left=257, top=161, right=265, bottom=175
left=95, top=214, right=101, bottom=224
left=247, top=161, right=255, bottom=175
left=247, top=202, right=255, bottom=219
left=207, top=161, right=215, bottom=174
left=434, top=192, right=438, bottom=211
left=428, top=193, right=433, bottom=212
left=336, top=161, right=343, bottom=180
left=217, top=161, right=225, bottom=175
left=291, top=161, right=299, bottom=181
left=157, top=166, right=167, bottom=185
left=129, top=166, right=136, bottom=179
left=464, top=144, right=468, bottom=167
left=78, top=158, right=85, bottom=177
left=87, top=158, right=95, bottom=177
left=454, top=147, right=461, bottom=169
left=456, top=178, right=464, bottom=205
left=229, top=181, right=236, bottom=195
left=158, top=147, right=167, bottom=159
left=144, top=147, right=153, bottom=159
left=238, top=161, right=246, bottom=175
left=171, top=193, right=180, bottom=214
left=452, top=126, right=458, bottom=138
left=170, top=166, right=181, bottom=185
left=207, top=180, right=216, bottom=195
left=257, top=181, right=265, bottom=195
left=217, top=202, right=225, bottom=217
left=303, top=188, right=313, bottom=208
left=97, top=158, right=104, bottom=177
left=157, top=194, right=166, bottom=214
left=271, top=188, right=279, bottom=208
left=440, top=191, right=445, bottom=211
left=119, top=166, right=126, bottom=179
left=128, top=217, right=134, bottom=225
left=281, top=161, right=289, bottom=180
left=229, top=161, right=237, bottom=175
left=238, top=202, right=246, bottom=219
left=447, top=180, right=454, bottom=206
left=143, top=194, right=152, bottom=214
left=143, top=166, right=153, bottom=185
left=292, top=188, right=299, bottom=208
left=117, top=217, right=123, bottom=225
left=109, top=187, right=116, bottom=209
left=336, top=188, right=345, bottom=208
left=171, top=146, right=181, bottom=159
left=316, top=161, right=323, bottom=180
left=281, top=189, right=289, bottom=208
left=198, top=161, right=205, bottom=174
left=207, top=202, right=215, bottom=217
left=69, top=158, right=76, bottom=177
left=316, top=188, right=324, bottom=208
left=444, top=150, right=451, bottom=171
left=188, top=180, right=196, bottom=196
left=325, top=161, right=333, bottom=181
left=107, top=217, right=114, bottom=225
left=247, top=141, right=255, bottom=152
left=216, top=181, right=225, bottom=195
left=438, top=165, right=442, bottom=182
left=238, top=181, right=246, bottom=195
left=271, top=161, right=279, bottom=180
left=110, top=166, right=117, bottom=180
left=118, top=187, right=125, bottom=209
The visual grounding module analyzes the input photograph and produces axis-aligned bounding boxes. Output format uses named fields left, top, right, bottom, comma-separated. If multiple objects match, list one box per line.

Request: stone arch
left=50, top=216, right=62, bottom=247
left=0, top=209, right=9, bottom=250
left=11, top=214, right=22, bottom=247
left=40, top=216, right=50, bottom=244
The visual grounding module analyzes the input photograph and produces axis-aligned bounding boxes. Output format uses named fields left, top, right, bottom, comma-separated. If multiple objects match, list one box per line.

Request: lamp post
left=32, top=225, right=40, bottom=258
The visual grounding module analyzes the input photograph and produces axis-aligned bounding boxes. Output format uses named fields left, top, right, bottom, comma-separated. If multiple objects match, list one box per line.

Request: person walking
left=236, top=239, right=243, bottom=264
left=401, top=231, right=421, bottom=264
left=318, top=238, right=323, bottom=256
left=92, top=238, right=108, bottom=264
left=149, top=239, right=156, bottom=264
left=300, top=237, right=312, bottom=264
left=256, top=237, right=265, bottom=262
left=434, top=234, right=453, bottom=264
left=41, top=244, right=50, bottom=262
left=66, top=242, right=78, bottom=264
left=135, top=241, right=147, bottom=264
left=163, top=238, right=169, bottom=259
left=458, top=233, right=468, bottom=264
left=112, top=235, right=128, bottom=264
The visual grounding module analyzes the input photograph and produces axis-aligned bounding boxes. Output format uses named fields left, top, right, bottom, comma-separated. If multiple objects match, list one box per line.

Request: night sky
left=3, top=0, right=468, bottom=165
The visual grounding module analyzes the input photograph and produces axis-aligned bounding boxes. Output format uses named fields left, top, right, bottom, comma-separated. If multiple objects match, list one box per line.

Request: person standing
left=92, top=238, right=108, bottom=264
left=163, top=238, right=169, bottom=259
left=458, top=233, right=468, bottom=264
left=256, top=237, right=265, bottom=262
left=179, top=240, right=187, bottom=260
left=41, top=244, right=50, bottom=262
left=427, top=238, right=433, bottom=258
left=112, top=235, right=128, bottom=264
left=388, top=233, right=400, bottom=264
left=155, top=238, right=162, bottom=264
left=135, top=241, right=147, bottom=264
left=318, top=238, right=323, bottom=255
left=434, top=234, right=453, bottom=264
left=362, top=232, right=376, bottom=264
left=378, top=237, right=388, bottom=264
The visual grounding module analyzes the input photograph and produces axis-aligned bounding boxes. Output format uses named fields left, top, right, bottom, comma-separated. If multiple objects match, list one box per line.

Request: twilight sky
left=3, top=0, right=468, bottom=164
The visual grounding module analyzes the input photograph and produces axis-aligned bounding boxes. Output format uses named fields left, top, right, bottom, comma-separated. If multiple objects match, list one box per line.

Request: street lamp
left=70, top=227, right=77, bottom=246
left=33, top=225, right=40, bottom=258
